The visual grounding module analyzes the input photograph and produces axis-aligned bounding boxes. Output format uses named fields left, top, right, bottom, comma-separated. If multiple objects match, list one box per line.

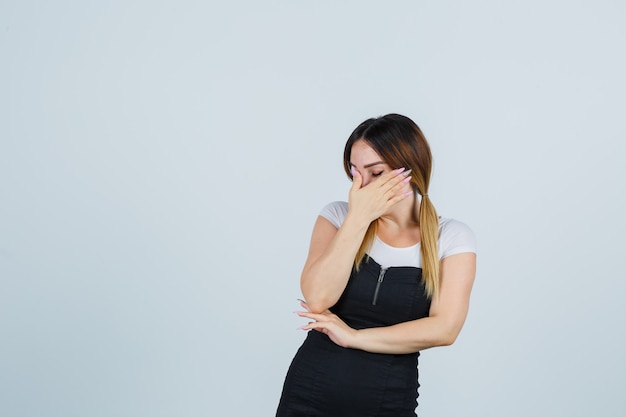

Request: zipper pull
left=372, top=267, right=387, bottom=305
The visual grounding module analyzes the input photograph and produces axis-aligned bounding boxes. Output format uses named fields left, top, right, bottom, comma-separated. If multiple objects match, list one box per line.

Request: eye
left=372, top=171, right=383, bottom=177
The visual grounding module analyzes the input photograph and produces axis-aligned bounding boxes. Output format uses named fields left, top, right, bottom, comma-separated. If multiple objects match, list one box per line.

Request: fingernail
left=297, top=325, right=308, bottom=330
left=404, top=191, right=413, bottom=197
left=393, top=167, right=406, bottom=174
left=350, top=166, right=356, bottom=176
left=402, top=176, right=411, bottom=183
left=402, top=169, right=412, bottom=177
left=292, top=311, right=301, bottom=315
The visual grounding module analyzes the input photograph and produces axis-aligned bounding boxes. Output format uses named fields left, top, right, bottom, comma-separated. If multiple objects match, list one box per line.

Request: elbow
left=438, top=334, right=457, bottom=347
left=299, top=292, right=330, bottom=313
left=299, top=288, right=327, bottom=313
left=304, top=300, right=331, bottom=314
left=440, top=328, right=462, bottom=347
left=427, top=315, right=465, bottom=347
left=433, top=325, right=461, bottom=347
left=300, top=285, right=336, bottom=313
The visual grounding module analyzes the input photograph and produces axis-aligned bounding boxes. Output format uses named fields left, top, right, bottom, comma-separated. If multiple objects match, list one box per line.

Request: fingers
left=347, top=167, right=413, bottom=222
left=350, top=166, right=363, bottom=191
left=297, top=311, right=331, bottom=321
left=377, top=170, right=412, bottom=203
left=297, top=299, right=332, bottom=314
left=387, top=188, right=414, bottom=205
left=380, top=174, right=413, bottom=209
left=303, top=321, right=328, bottom=333
left=297, top=299, right=310, bottom=312
left=382, top=168, right=411, bottom=189
left=364, top=168, right=410, bottom=196
left=389, top=175, right=412, bottom=197
left=297, top=313, right=326, bottom=332
left=299, top=315, right=333, bottom=331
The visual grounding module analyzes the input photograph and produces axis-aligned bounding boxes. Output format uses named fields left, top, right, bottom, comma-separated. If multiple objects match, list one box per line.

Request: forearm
left=350, top=317, right=460, bottom=354
left=301, top=214, right=370, bottom=313
left=350, top=254, right=475, bottom=354
left=300, top=253, right=476, bottom=354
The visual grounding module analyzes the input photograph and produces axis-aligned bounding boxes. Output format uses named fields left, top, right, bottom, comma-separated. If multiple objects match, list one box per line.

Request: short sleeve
left=319, top=201, right=349, bottom=229
left=439, top=218, right=477, bottom=259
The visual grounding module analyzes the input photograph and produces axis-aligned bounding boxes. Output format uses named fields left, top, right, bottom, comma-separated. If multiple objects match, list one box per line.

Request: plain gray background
left=1, top=1, right=625, bottom=416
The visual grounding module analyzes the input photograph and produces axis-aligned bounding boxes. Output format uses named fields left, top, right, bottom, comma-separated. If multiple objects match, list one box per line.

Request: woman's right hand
left=347, top=168, right=412, bottom=224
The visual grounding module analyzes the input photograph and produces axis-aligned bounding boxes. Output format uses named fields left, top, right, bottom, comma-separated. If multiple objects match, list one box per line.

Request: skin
left=297, top=140, right=477, bottom=354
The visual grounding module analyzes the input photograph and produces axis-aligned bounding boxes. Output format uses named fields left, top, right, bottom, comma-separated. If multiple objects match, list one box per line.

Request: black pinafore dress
left=276, top=257, right=431, bottom=417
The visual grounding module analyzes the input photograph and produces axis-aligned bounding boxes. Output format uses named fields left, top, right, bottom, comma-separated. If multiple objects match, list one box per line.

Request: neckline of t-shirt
left=375, top=235, right=421, bottom=250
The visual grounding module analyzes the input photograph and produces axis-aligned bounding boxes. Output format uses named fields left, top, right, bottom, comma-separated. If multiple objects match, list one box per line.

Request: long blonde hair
left=343, top=114, right=441, bottom=298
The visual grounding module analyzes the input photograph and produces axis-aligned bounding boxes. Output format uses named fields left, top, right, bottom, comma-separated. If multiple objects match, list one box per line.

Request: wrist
left=348, top=328, right=362, bottom=350
left=343, top=211, right=374, bottom=231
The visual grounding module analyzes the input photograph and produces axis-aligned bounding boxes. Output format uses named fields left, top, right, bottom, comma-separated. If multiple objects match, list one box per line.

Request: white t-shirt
left=319, top=201, right=477, bottom=269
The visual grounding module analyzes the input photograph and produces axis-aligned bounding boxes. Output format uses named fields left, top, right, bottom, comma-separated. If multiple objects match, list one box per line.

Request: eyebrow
left=350, top=161, right=385, bottom=168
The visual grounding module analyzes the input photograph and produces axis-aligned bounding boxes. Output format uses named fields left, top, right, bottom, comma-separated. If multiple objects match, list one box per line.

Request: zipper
left=372, top=267, right=387, bottom=305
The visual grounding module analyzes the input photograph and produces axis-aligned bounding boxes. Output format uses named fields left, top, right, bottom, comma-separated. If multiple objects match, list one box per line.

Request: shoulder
left=319, top=201, right=348, bottom=229
left=438, top=217, right=477, bottom=259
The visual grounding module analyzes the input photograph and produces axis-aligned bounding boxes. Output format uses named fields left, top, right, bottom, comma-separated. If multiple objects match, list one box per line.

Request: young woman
left=276, top=114, right=477, bottom=417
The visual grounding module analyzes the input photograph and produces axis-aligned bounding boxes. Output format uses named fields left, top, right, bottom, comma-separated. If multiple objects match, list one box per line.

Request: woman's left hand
left=297, top=301, right=357, bottom=348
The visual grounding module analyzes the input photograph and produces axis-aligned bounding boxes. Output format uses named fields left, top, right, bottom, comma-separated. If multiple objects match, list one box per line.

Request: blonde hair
left=343, top=114, right=440, bottom=298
